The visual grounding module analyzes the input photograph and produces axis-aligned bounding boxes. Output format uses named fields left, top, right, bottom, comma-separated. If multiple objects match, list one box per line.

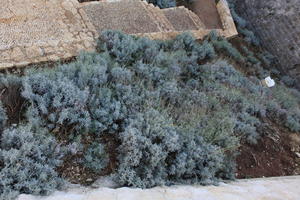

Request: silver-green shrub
left=83, top=142, right=109, bottom=172
left=0, top=125, right=65, bottom=200
left=116, top=109, right=228, bottom=188
left=0, top=102, right=7, bottom=132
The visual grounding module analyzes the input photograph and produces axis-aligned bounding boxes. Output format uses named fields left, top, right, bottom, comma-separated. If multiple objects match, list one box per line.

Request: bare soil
left=0, top=83, right=26, bottom=125
left=236, top=119, right=300, bottom=179
left=57, top=134, right=119, bottom=185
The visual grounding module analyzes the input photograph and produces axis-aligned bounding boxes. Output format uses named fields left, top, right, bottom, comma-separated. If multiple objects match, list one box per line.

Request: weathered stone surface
left=162, top=7, right=203, bottom=31
left=0, top=0, right=97, bottom=68
left=140, top=1, right=175, bottom=32
left=82, top=0, right=165, bottom=34
left=217, top=0, right=238, bottom=39
left=17, top=176, right=300, bottom=200
left=186, top=8, right=206, bottom=30
left=234, top=0, right=300, bottom=85
left=185, top=0, right=223, bottom=29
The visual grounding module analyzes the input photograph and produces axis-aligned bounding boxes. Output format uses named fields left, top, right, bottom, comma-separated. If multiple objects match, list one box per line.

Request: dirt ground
left=57, top=133, right=119, bottom=185
left=178, top=0, right=223, bottom=29
left=236, top=119, right=300, bottom=179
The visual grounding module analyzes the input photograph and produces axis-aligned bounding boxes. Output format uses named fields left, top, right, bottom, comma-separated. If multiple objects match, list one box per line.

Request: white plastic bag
left=261, top=76, right=275, bottom=87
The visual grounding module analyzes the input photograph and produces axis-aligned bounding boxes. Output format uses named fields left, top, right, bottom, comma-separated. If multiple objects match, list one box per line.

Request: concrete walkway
left=17, top=176, right=300, bottom=200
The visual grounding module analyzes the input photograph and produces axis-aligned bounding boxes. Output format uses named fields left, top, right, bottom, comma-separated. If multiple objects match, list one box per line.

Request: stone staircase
left=82, top=0, right=178, bottom=34
left=81, top=0, right=237, bottom=40
left=0, top=0, right=237, bottom=69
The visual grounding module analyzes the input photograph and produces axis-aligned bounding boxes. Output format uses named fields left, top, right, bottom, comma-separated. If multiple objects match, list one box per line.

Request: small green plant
left=207, top=32, right=245, bottom=62
left=241, top=46, right=260, bottom=64
left=83, top=142, right=109, bottom=172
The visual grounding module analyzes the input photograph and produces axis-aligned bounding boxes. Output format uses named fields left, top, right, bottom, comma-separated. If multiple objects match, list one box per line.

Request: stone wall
left=234, top=0, right=300, bottom=84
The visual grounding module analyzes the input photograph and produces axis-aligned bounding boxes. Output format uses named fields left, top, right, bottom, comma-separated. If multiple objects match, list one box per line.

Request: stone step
left=140, top=1, right=175, bottom=32
left=82, top=0, right=162, bottom=34
left=184, top=7, right=206, bottom=29
left=162, top=6, right=205, bottom=31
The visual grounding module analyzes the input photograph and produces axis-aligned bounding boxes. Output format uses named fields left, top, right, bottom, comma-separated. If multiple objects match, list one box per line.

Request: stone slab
left=141, top=1, right=175, bottom=32
left=17, top=176, right=300, bottom=200
left=0, top=0, right=97, bottom=68
left=162, top=7, right=200, bottom=31
left=184, top=0, right=223, bottom=29
left=186, top=8, right=206, bottom=29
left=82, top=0, right=162, bottom=34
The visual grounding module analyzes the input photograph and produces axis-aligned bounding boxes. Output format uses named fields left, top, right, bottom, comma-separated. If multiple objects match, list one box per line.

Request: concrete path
left=17, top=176, right=300, bottom=200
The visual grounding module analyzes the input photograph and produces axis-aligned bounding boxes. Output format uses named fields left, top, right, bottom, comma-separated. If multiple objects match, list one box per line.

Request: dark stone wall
left=234, top=0, right=300, bottom=83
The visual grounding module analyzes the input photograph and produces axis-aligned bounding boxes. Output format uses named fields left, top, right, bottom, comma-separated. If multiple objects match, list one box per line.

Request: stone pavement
left=0, top=0, right=97, bottom=69
left=17, top=176, right=300, bottom=200
left=0, top=0, right=238, bottom=69
left=162, top=6, right=205, bottom=31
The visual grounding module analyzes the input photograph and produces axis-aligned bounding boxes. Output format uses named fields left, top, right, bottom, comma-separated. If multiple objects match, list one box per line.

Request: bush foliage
left=0, top=30, right=299, bottom=198
left=227, top=0, right=260, bottom=46
left=0, top=125, right=65, bottom=200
